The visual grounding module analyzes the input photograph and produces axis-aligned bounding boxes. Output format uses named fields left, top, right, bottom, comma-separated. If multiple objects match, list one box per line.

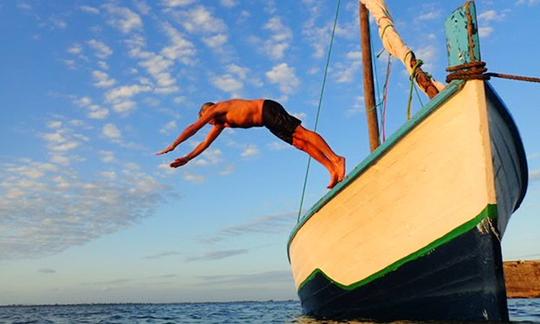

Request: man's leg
left=292, top=136, right=339, bottom=188
left=292, top=126, right=345, bottom=188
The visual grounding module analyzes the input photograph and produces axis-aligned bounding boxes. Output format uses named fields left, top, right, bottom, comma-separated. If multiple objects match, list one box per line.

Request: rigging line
left=297, top=0, right=341, bottom=222
left=381, top=54, right=392, bottom=142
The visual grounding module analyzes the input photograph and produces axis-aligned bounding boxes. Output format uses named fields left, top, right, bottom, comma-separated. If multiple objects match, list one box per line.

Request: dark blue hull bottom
left=298, top=220, right=508, bottom=321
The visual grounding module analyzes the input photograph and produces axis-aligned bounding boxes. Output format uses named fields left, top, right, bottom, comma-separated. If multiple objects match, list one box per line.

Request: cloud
left=192, top=149, right=223, bottom=166
left=0, top=159, right=170, bottom=260
left=418, top=9, right=441, bottom=21
left=264, top=17, right=293, bottom=60
left=143, top=251, right=182, bottom=259
left=38, top=268, right=56, bottom=274
left=92, top=70, right=116, bottom=88
left=186, top=249, right=248, bottom=262
left=517, top=0, right=540, bottom=5
left=219, top=164, right=235, bottom=176
left=241, top=144, right=260, bottom=158
left=266, top=63, right=300, bottom=94
left=102, top=123, right=122, bottom=140
left=479, top=26, right=494, bottom=38
left=211, top=75, right=243, bottom=94
left=334, top=50, right=362, bottom=83
left=106, top=84, right=151, bottom=102
left=179, top=6, right=227, bottom=34
left=198, top=270, right=292, bottom=286
left=161, top=22, right=197, bottom=65
left=160, top=120, right=178, bottom=135
left=203, top=34, right=228, bottom=49
left=531, top=169, right=540, bottom=182
left=183, top=171, right=205, bottom=184
left=162, top=0, right=195, bottom=7
left=80, top=6, right=99, bottom=15
left=478, top=10, right=506, bottom=22
left=68, top=44, right=83, bottom=55
left=99, top=150, right=116, bottom=163
left=73, top=96, right=109, bottom=119
left=200, top=212, right=297, bottom=244
left=105, top=5, right=143, bottom=34
left=87, top=39, right=113, bottom=59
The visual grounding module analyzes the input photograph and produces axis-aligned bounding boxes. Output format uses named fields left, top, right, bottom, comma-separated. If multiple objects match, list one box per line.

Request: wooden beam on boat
left=359, top=2, right=380, bottom=152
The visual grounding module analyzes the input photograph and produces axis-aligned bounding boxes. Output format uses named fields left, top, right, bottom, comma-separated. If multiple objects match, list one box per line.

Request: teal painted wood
left=445, top=1, right=481, bottom=67
left=287, top=80, right=465, bottom=260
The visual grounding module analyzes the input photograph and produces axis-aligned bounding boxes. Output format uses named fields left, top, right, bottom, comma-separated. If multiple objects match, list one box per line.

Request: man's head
left=199, top=102, right=215, bottom=117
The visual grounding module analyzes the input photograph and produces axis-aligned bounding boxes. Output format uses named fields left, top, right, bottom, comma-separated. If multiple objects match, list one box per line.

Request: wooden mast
left=360, top=3, right=380, bottom=152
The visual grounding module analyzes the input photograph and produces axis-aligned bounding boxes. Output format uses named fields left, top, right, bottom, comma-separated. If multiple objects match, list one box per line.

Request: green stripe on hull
left=297, top=204, right=498, bottom=291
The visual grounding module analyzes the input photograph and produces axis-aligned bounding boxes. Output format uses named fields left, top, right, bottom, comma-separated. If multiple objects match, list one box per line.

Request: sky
left=0, top=0, right=539, bottom=305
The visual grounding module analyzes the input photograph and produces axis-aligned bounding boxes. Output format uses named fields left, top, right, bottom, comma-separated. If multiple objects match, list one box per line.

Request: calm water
left=0, top=299, right=539, bottom=323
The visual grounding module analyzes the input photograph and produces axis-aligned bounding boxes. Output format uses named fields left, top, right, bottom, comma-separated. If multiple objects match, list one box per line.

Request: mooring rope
left=297, top=0, right=341, bottom=222
left=446, top=61, right=540, bottom=83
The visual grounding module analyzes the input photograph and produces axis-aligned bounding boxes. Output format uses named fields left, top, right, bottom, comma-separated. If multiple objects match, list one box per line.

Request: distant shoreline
left=504, top=259, right=540, bottom=298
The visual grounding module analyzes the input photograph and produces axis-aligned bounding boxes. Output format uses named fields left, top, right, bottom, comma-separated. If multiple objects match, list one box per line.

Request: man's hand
left=170, top=156, right=190, bottom=168
left=156, top=145, right=175, bottom=155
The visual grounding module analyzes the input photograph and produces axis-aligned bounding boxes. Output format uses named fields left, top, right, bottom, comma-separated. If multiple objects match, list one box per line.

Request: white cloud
left=203, top=34, right=228, bottom=49
left=266, top=63, right=299, bottom=94
left=517, top=0, right=540, bottom=5
left=219, top=164, right=235, bottom=176
left=334, top=50, right=362, bottom=83
left=106, top=84, right=151, bottom=102
left=478, top=10, right=506, bottom=22
left=112, top=100, right=136, bottom=114
left=105, top=5, right=143, bottom=34
left=418, top=9, right=441, bottom=21
left=0, top=159, right=169, bottom=260
left=241, top=144, right=259, bottom=158
left=160, top=120, right=178, bottom=135
left=80, top=6, right=99, bottom=14
left=179, top=6, right=227, bottom=34
left=183, top=171, right=205, bottom=184
left=264, top=17, right=292, bottom=60
left=161, top=23, right=197, bottom=65
left=73, top=96, right=109, bottom=120
left=87, top=39, right=113, bottom=59
left=479, top=26, right=494, bottom=38
left=211, top=75, right=243, bottom=94
left=92, top=70, right=116, bottom=88
left=102, top=123, right=122, bottom=140
left=100, top=150, right=116, bottom=163
left=531, top=169, right=540, bottom=182
left=162, top=0, right=195, bottom=7
left=68, top=44, right=83, bottom=55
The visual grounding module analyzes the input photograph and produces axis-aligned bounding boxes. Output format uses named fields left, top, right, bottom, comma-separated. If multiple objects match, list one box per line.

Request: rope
left=407, top=59, right=423, bottom=120
left=447, top=61, right=540, bottom=83
left=381, top=53, right=392, bottom=142
left=297, top=0, right=341, bottom=222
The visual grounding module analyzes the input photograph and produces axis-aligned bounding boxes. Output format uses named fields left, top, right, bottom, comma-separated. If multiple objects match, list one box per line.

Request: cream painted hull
left=288, top=80, right=527, bottom=320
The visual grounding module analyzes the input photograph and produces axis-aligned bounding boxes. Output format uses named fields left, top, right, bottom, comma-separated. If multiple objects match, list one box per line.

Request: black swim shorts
left=262, top=99, right=302, bottom=145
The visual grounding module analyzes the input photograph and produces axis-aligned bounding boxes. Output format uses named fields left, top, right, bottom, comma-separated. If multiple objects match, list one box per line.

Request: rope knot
left=446, top=61, right=490, bottom=83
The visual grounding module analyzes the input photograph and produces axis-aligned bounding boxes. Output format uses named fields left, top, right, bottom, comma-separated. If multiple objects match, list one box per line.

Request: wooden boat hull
left=287, top=80, right=528, bottom=321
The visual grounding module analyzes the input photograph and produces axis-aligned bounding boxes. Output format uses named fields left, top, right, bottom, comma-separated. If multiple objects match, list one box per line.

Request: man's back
left=210, top=99, right=265, bottom=128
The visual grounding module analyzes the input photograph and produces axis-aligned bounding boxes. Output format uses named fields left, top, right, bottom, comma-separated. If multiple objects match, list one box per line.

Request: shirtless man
left=157, top=99, right=346, bottom=189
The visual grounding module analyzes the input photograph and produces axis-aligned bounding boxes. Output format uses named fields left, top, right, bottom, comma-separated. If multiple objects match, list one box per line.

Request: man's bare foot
left=336, top=156, right=346, bottom=182
left=327, top=173, right=339, bottom=189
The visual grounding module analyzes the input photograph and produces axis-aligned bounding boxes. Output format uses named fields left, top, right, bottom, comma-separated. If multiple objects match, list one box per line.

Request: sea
left=0, top=299, right=539, bottom=323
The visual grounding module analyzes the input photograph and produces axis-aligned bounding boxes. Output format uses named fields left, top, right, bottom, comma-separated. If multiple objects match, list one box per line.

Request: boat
left=287, top=0, right=528, bottom=321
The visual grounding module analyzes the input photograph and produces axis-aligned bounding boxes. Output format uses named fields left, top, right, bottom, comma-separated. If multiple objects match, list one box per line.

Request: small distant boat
left=288, top=0, right=528, bottom=321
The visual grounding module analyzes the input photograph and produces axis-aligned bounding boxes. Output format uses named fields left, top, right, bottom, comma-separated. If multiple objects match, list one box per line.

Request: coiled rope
left=446, top=61, right=540, bottom=83
left=297, top=0, right=341, bottom=222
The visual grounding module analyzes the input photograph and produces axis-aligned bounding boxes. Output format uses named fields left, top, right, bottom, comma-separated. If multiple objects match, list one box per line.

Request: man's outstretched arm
left=170, top=125, right=224, bottom=168
left=157, top=107, right=221, bottom=155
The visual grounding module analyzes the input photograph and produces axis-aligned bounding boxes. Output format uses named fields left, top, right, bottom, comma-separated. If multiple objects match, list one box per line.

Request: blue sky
left=0, top=0, right=539, bottom=305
